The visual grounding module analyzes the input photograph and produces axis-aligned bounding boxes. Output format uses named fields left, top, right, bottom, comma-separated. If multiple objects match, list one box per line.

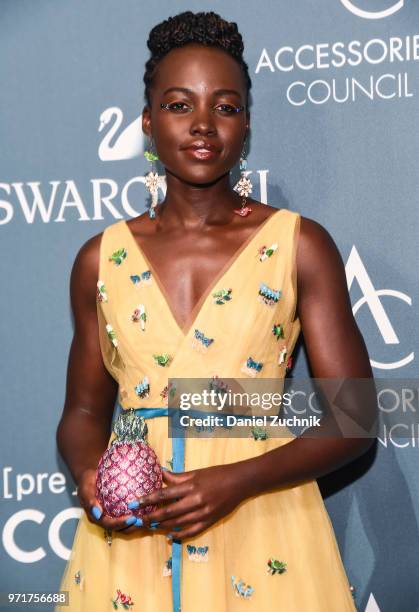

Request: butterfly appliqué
left=130, top=270, right=152, bottom=287
left=241, top=356, right=263, bottom=377
left=259, top=283, right=281, bottom=307
left=191, top=329, right=214, bottom=354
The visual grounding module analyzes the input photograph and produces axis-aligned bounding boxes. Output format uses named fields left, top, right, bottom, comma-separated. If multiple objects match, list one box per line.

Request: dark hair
left=143, top=11, right=252, bottom=106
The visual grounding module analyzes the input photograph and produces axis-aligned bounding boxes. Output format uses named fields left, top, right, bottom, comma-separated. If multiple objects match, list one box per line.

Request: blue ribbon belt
left=113, top=404, right=184, bottom=612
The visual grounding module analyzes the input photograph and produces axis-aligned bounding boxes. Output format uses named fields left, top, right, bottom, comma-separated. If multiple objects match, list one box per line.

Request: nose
left=189, top=104, right=217, bottom=136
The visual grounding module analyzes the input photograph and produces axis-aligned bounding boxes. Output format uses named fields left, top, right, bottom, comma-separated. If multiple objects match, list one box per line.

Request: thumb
left=162, top=468, right=189, bottom=483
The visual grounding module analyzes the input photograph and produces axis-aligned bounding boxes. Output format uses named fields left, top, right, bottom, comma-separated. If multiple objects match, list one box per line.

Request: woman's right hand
left=77, top=468, right=142, bottom=535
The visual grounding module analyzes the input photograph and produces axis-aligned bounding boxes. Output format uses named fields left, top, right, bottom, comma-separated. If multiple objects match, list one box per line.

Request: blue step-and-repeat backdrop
left=1, top=1, right=418, bottom=610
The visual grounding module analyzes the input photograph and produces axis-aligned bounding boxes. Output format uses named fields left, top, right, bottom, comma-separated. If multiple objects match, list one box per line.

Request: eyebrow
left=162, top=87, right=242, bottom=97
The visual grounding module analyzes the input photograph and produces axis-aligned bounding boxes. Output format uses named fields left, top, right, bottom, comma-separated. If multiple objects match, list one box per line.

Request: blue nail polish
left=91, top=506, right=102, bottom=520
left=150, top=521, right=159, bottom=529
left=125, top=516, right=137, bottom=526
left=162, top=467, right=168, bottom=471
left=167, top=534, right=173, bottom=540
left=173, top=526, right=181, bottom=531
left=128, top=500, right=140, bottom=510
left=135, top=517, right=143, bottom=527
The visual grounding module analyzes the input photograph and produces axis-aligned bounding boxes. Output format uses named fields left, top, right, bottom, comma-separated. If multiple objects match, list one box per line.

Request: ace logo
left=340, top=0, right=404, bottom=19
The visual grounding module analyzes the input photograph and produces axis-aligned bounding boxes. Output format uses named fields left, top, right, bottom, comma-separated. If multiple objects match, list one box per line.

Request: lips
left=182, top=140, right=218, bottom=152
left=181, top=141, right=219, bottom=161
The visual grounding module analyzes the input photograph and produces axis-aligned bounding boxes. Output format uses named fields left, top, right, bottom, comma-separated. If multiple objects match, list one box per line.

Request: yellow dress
left=57, top=208, right=356, bottom=611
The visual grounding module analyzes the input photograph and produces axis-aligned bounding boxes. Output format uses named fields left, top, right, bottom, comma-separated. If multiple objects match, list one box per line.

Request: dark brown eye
left=214, top=104, right=244, bottom=115
left=160, top=102, right=192, bottom=113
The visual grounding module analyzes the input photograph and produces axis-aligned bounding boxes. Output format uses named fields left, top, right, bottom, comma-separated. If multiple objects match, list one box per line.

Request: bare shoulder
left=296, top=215, right=345, bottom=284
left=70, top=232, right=104, bottom=311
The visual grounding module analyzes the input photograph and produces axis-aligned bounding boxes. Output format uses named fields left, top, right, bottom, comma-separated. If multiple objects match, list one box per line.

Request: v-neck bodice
left=97, top=207, right=301, bottom=409
left=121, top=209, right=283, bottom=335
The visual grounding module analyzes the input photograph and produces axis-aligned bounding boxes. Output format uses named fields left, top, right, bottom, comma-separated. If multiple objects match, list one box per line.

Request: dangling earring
left=144, top=138, right=159, bottom=219
left=233, top=144, right=253, bottom=217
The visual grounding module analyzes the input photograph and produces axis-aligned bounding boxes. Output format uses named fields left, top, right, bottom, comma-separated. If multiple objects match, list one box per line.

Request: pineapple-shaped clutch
left=96, top=409, right=163, bottom=518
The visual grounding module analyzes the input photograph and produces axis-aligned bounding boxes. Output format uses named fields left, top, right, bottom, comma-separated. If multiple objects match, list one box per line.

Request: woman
left=56, top=11, right=374, bottom=611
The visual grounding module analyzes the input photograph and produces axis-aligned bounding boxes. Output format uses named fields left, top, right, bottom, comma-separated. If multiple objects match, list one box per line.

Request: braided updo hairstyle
left=143, top=11, right=252, bottom=107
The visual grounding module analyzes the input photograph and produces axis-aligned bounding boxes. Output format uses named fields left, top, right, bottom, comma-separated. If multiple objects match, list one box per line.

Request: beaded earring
left=233, top=143, right=253, bottom=217
left=144, top=138, right=159, bottom=219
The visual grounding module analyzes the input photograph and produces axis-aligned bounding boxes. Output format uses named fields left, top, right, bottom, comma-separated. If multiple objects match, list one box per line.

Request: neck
left=157, top=171, right=242, bottom=230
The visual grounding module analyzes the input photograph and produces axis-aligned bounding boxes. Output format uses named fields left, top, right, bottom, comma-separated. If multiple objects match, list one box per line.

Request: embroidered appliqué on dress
left=231, top=576, right=254, bottom=598
left=191, top=329, right=214, bottom=353
left=74, top=570, right=84, bottom=590
left=258, top=283, right=281, bottom=306
left=106, top=324, right=118, bottom=347
left=163, top=556, right=172, bottom=576
left=278, top=345, right=287, bottom=365
left=272, top=323, right=285, bottom=340
left=187, top=544, right=209, bottom=562
left=130, top=270, right=152, bottom=287
left=97, top=281, right=108, bottom=302
left=267, top=558, right=287, bottom=575
left=153, top=354, right=171, bottom=367
left=111, top=589, right=134, bottom=609
left=212, top=288, right=232, bottom=304
left=258, top=243, right=278, bottom=262
left=131, top=305, right=146, bottom=331
left=109, top=248, right=127, bottom=266
left=241, top=357, right=263, bottom=377
left=208, top=375, right=229, bottom=395
left=135, top=376, right=150, bottom=398
left=160, top=386, right=168, bottom=406
left=251, top=426, right=268, bottom=440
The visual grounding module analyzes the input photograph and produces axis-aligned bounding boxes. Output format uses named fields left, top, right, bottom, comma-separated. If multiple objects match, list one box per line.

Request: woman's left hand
left=133, top=464, right=247, bottom=539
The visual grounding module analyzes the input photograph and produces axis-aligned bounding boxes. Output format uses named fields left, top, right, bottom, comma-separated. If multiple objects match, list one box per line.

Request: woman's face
left=142, top=43, right=249, bottom=186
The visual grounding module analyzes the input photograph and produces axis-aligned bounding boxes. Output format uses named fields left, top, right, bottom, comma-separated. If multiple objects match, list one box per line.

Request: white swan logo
left=346, top=246, right=413, bottom=370
left=98, top=107, right=145, bottom=161
left=340, top=0, right=404, bottom=19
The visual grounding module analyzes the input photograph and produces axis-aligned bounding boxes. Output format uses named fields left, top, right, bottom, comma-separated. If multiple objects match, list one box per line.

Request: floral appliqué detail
left=278, top=345, right=287, bottom=365
left=272, top=323, right=285, bottom=340
left=153, top=354, right=171, bottom=367
left=130, top=271, right=152, bottom=287
left=212, top=288, right=232, bottom=304
left=131, top=304, right=146, bottom=331
left=267, top=558, right=287, bottom=575
left=187, top=545, right=209, bottom=562
left=350, top=585, right=356, bottom=601
left=208, top=375, right=229, bottom=395
left=192, top=329, right=214, bottom=353
left=109, top=248, right=127, bottom=266
left=231, top=576, right=254, bottom=599
left=258, top=243, right=278, bottom=262
left=251, top=426, right=268, bottom=440
left=135, top=376, right=150, bottom=399
left=96, top=280, right=108, bottom=302
left=163, top=556, right=172, bottom=576
left=111, top=589, right=134, bottom=609
left=259, top=283, right=281, bottom=306
left=160, top=386, right=168, bottom=406
left=106, top=324, right=118, bottom=347
left=74, top=570, right=84, bottom=590
left=241, top=356, right=263, bottom=377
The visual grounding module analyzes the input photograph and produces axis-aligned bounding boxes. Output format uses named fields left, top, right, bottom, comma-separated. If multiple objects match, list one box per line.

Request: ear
left=142, top=105, right=152, bottom=138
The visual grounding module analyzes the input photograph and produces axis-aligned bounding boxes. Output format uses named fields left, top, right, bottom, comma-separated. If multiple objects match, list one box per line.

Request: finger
left=141, top=498, right=201, bottom=526
left=162, top=469, right=193, bottom=483
left=167, top=521, right=207, bottom=540
left=159, top=509, right=207, bottom=531
left=128, top=482, right=192, bottom=509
